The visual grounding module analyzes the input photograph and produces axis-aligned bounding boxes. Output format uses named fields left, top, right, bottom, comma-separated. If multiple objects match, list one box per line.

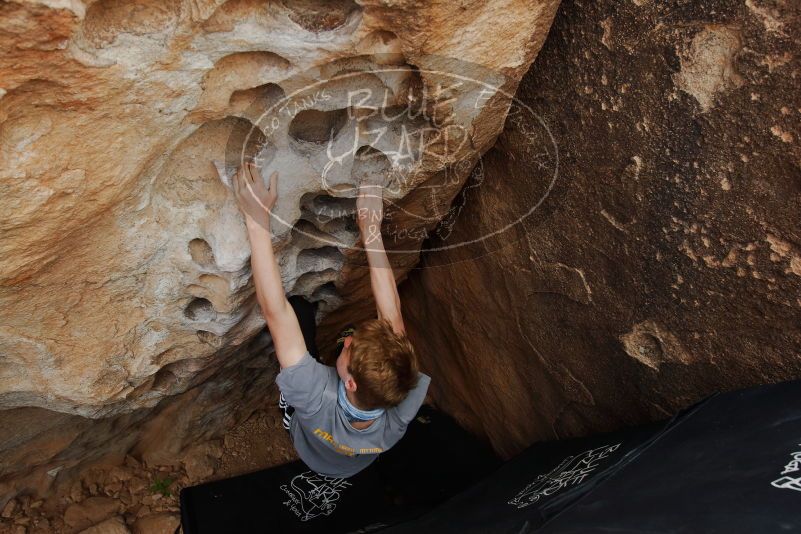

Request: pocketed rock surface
left=0, top=0, right=559, bottom=507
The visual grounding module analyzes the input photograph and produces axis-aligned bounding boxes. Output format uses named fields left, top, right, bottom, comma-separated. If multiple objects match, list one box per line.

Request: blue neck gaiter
left=338, top=380, right=385, bottom=423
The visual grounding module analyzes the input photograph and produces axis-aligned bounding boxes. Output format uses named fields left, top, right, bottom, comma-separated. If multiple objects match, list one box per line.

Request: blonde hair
left=348, top=319, right=419, bottom=409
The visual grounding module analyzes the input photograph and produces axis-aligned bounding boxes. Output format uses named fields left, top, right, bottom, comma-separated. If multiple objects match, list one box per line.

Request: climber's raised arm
left=232, top=163, right=307, bottom=368
left=357, top=182, right=405, bottom=335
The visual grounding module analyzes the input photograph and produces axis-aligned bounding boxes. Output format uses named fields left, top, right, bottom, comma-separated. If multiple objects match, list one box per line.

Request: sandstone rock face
left=0, top=0, right=560, bottom=500
left=400, top=0, right=801, bottom=458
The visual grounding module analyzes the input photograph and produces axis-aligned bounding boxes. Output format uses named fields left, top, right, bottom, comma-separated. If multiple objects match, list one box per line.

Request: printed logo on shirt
left=313, top=428, right=384, bottom=456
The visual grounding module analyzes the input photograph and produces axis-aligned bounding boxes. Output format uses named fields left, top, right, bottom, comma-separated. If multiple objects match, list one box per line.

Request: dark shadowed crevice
left=184, top=298, right=216, bottom=322
left=282, top=0, right=361, bottom=32
left=288, top=108, right=349, bottom=144
left=188, top=239, right=216, bottom=268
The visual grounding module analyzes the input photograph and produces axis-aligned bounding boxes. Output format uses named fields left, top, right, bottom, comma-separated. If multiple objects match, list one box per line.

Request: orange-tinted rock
left=64, top=497, right=121, bottom=532
left=78, top=516, right=130, bottom=534
left=400, top=0, right=801, bottom=458
left=131, top=512, right=179, bottom=534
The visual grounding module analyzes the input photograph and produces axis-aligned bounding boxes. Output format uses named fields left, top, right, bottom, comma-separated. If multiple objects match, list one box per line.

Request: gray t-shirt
left=276, top=352, right=432, bottom=478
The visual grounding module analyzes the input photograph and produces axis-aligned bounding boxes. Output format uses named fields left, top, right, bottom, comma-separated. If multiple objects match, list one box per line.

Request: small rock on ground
left=132, top=512, right=180, bottom=534
left=78, top=516, right=130, bottom=534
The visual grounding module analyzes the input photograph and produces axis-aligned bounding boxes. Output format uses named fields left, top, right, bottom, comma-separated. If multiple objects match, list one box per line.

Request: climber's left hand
left=232, top=163, right=278, bottom=228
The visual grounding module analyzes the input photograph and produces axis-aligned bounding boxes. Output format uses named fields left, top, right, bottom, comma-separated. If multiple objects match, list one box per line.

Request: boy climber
left=231, top=162, right=431, bottom=479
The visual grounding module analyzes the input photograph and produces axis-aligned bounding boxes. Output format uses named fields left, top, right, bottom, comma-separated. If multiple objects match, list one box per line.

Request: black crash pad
left=179, top=406, right=500, bottom=534
left=183, top=379, right=801, bottom=533
left=386, top=379, right=801, bottom=533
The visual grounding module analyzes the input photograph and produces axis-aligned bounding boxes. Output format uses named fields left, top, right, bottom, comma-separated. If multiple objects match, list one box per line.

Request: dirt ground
left=0, top=404, right=297, bottom=533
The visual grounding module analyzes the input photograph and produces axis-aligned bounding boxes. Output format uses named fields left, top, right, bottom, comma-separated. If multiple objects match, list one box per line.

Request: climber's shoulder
left=276, top=352, right=337, bottom=416
left=389, top=372, right=431, bottom=427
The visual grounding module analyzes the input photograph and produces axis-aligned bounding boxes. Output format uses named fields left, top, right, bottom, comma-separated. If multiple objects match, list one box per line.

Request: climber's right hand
left=232, top=163, right=278, bottom=229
